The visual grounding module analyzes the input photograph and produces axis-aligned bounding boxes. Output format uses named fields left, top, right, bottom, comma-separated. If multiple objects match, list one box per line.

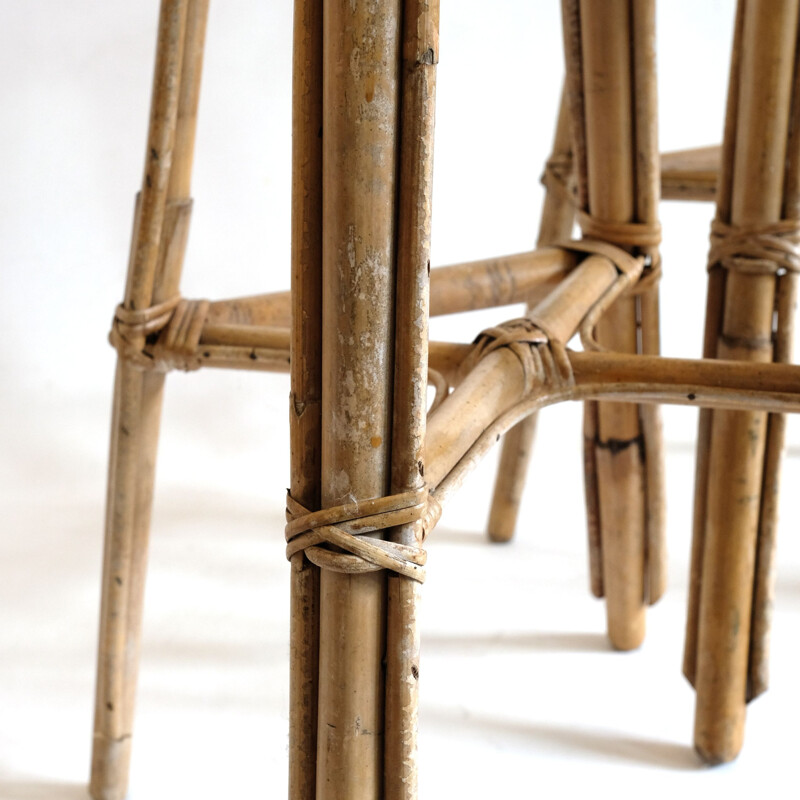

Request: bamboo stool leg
left=487, top=91, right=575, bottom=543
left=315, top=4, right=402, bottom=797
left=384, top=4, right=438, bottom=798
left=561, top=0, right=664, bottom=649
left=684, top=0, right=800, bottom=764
left=90, top=3, right=208, bottom=798
left=286, top=4, right=438, bottom=797
left=288, top=1, right=323, bottom=797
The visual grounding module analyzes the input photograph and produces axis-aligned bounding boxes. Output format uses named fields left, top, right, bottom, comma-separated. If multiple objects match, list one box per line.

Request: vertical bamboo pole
left=384, top=3, right=438, bottom=798
left=90, top=2, right=208, bottom=798
left=288, top=0, right=323, bottom=797
left=631, top=0, right=666, bottom=605
left=316, top=3, right=402, bottom=797
left=569, top=0, right=656, bottom=651
left=747, top=36, right=800, bottom=701
left=486, top=91, right=575, bottom=543
left=693, top=0, right=800, bottom=764
left=683, top=0, right=746, bottom=689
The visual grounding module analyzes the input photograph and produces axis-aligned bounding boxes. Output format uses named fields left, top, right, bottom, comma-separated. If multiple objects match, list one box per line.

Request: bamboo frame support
left=487, top=90, right=576, bottom=544
left=90, top=2, right=207, bottom=799
left=311, top=4, right=404, bottom=797
left=687, top=0, right=800, bottom=765
left=288, top=0, right=323, bottom=796
left=205, top=246, right=575, bottom=328
left=562, top=0, right=664, bottom=650
left=383, top=5, right=438, bottom=796
left=427, top=345, right=800, bottom=514
left=660, top=145, right=720, bottom=202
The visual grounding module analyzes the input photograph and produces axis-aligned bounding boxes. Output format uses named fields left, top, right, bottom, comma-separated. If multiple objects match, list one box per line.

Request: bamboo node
left=109, top=296, right=211, bottom=372
left=707, top=217, right=800, bottom=276
left=284, top=488, right=442, bottom=583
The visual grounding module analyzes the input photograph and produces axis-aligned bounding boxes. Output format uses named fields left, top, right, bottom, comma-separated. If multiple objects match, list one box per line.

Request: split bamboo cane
left=689, top=0, right=800, bottom=764
left=314, top=4, right=402, bottom=797
left=487, top=91, right=576, bottom=543
left=288, top=0, right=323, bottom=796
left=563, top=0, right=663, bottom=650
left=384, top=3, right=438, bottom=797
left=91, top=2, right=207, bottom=799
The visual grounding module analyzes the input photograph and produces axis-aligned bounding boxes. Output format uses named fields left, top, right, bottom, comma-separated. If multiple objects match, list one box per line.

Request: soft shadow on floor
left=423, top=630, right=611, bottom=654
left=426, top=707, right=704, bottom=771
left=0, top=779, right=89, bottom=800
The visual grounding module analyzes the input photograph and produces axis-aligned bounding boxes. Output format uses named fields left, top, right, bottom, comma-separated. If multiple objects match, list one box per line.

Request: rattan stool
left=90, top=1, right=800, bottom=798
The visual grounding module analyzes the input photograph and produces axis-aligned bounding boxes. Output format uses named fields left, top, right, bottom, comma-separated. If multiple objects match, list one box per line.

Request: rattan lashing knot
left=708, top=217, right=800, bottom=276
left=285, top=488, right=442, bottom=583
left=466, top=319, right=575, bottom=397
left=109, top=296, right=210, bottom=371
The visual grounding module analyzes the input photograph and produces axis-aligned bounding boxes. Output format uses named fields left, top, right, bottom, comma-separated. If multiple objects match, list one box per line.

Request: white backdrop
left=4, top=2, right=800, bottom=798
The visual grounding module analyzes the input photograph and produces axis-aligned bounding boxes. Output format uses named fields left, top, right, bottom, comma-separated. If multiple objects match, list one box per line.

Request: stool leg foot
left=90, top=366, right=166, bottom=800
left=487, top=414, right=537, bottom=543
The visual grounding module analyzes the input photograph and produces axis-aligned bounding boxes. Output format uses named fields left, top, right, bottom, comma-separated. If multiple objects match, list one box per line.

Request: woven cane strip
left=577, top=210, right=662, bottom=249
left=464, top=319, right=575, bottom=397
left=109, top=295, right=211, bottom=371
left=108, top=295, right=181, bottom=368
left=285, top=487, right=442, bottom=582
left=708, top=217, right=800, bottom=276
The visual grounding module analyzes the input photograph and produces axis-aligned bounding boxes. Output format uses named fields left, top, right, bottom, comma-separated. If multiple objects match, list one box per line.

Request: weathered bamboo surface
left=314, top=3, right=402, bottom=797
left=288, top=0, right=323, bottom=796
left=686, top=0, right=800, bottom=765
left=562, top=0, right=663, bottom=650
left=384, top=4, right=438, bottom=796
left=91, top=2, right=206, bottom=799
left=661, top=145, right=720, bottom=201
left=205, top=246, right=575, bottom=328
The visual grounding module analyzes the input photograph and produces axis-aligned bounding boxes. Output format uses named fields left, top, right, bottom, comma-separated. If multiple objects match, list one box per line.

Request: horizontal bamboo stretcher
left=109, top=242, right=800, bottom=491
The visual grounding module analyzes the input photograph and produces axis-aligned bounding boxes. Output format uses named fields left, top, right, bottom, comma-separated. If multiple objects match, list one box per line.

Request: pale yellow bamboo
left=384, top=6, right=438, bottom=795
left=660, top=145, right=720, bottom=201
left=426, top=255, right=619, bottom=491
left=632, top=0, right=666, bottom=606
left=316, top=4, right=402, bottom=797
left=487, top=89, right=575, bottom=543
left=204, top=247, right=574, bottom=328
left=91, top=2, right=203, bottom=798
left=577, top=0, right=648, bottom=651
left=694, top=0, right=799, bottom=764
left=683, top=0, right=746, bottom=690
left=288, top=0, right=324, bottom=796
left=747, top=37, right=800, bottom=701
left=428, top=348, right=800, bottom=514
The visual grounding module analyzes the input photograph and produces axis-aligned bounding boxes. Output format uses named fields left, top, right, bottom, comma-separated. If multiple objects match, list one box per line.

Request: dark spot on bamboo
left=114, top=576, right=122, bottom=586
left=327, top=723, right=336, bottom=729
left=427, top=260, right=431, bottom=276
left=121, top=425, right=130, bottom=437
left=145, top=174, right=152, bottom=188
left=203, top=351, right=211, bottom=358
left=150, top=147, right=159, bottom=161
left=418, top=460, right=424, bottom=477
left=419, top=47, right=436, bottom=65
left=496, top=434, right=501, bottom=442
left=249, top=350, right=257, bottom=360
left=106, top=702, right=114, bottom=711
left=411, top=664, right=419, bottom=680
left=688, top=393, right=696, bottom=401
left=596, top=434, right=644, bottom=456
